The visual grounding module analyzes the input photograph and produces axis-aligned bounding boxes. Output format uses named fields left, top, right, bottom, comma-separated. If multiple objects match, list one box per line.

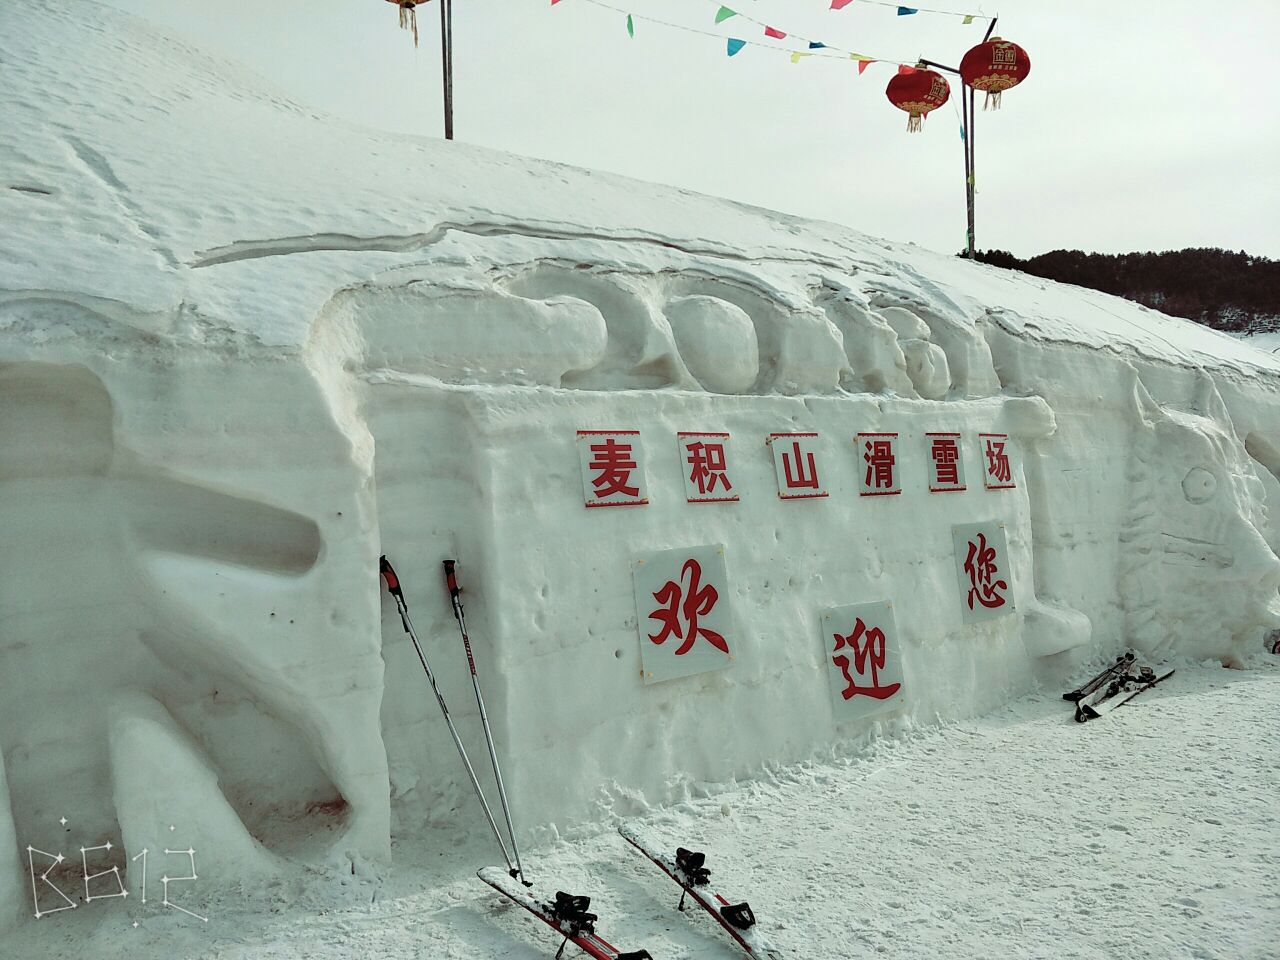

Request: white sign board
left=926, top=432, right=967, bottom=492
left=768, top=432, right=827, bottom=500
left=979, top=433, right=1016, bottom=490
left=952, top=521, right=1016, bottom=623
left=577, top=430, right=648, bottom=508
left=857, top=432, right=901, bottom=497
left=632, top=545, right=734, bottom=684
left=818, top=600, right=904, bottom=722
left=677, top=432, right=739, bottom=504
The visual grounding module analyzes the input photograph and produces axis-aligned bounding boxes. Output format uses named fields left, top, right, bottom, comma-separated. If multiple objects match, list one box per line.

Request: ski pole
left=443, top=559, right=526, bottom=884
left=379, top=556, right=516, bottom=875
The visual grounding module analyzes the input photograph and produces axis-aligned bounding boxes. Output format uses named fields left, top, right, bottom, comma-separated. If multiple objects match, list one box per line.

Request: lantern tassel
left=399, top=2, right=419, bottom=47
left=907, top=112, right=923, bottom=133
left=983, top=90, right=1002, bottom=111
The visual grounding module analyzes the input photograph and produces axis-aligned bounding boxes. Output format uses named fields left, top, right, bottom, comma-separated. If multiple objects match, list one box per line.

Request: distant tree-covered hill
left=966, top=247, right=1280, bottom=336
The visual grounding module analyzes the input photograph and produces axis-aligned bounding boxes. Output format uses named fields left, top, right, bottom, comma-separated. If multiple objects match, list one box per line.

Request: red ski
left=618, top=825, right=783, bottom=959
left=478, top=867, right=653, bottom=960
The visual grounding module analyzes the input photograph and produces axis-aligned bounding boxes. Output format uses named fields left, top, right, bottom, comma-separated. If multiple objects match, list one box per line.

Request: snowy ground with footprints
left=6, top=659, right=1273, bottom=960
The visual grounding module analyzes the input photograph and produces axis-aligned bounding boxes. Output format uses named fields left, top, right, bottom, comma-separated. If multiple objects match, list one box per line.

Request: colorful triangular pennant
left=715, top=5, right=736, bottom=24
left=626, top=13, right=634, bottom=36
left=897, top=6, right=919, bottom=14
left=727, top=37, right=746, bottom=56
left=764, top=26, right=786, bottom=39
left=808, top=41, right=827, bottom=49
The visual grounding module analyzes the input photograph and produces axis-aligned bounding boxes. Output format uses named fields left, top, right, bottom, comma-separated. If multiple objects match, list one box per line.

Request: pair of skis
left=379, top=556, right=526, bottom=883
left=480, top=827, right=782, bottom=959
left=1063, top=652, right=1174, bottom=722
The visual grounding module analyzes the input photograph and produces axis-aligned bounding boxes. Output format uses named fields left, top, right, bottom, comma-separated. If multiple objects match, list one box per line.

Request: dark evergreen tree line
left=964, top=247, right=1280, bottom=335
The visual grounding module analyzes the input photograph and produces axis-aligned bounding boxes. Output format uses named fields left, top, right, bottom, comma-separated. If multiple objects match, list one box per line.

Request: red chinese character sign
left=632, top=545, right=734, bottom=684
left=819, top=600, right=904, bottom=722
left=926, top=432, right=966, bottom=492
left=768, top=433, right=827, bottom=500
left=857, top=432, right=901, bottom=496
left=979, top=433, right=1016, bottom=490
left=677, top=432, right=738, bottom=504
left=952, top=521, right=1016, bottom=623
left=577, top=430, right=648, bottom=508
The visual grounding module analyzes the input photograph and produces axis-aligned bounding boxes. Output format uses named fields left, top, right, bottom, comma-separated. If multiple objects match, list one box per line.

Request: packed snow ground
left=11, top=658, right=1277, bottom=960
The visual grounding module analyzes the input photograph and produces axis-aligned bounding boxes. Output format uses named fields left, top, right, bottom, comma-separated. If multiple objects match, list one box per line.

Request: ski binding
left=619, top=825, right=783, bottom=958
left=479, top=867, right=652, bottom=960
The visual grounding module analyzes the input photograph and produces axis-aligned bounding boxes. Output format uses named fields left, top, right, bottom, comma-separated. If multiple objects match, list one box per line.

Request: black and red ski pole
left=443, top=559, right=526, bottom=884
left=379, top=556, right=517, bottom=877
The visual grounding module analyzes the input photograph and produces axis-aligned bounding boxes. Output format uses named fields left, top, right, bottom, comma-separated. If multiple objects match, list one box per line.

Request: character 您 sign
left=632, top=545, right=734, bottom=684
left=818, top=600, right=905, bottom=722
left=952, top=521, right=1016, bottom=623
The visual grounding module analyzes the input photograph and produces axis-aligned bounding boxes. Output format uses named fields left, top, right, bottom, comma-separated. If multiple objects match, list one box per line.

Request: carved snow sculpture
left=339, top=281, right=609, bottom=387
left=110, top=692, right=281, bottom=879
left=1120, top=374, right=1280, bottom=664
left=3, top=0, right=1280, bottom=890
left=663, top=295, right=759, bottom=394
left=815, top=288, right=916, bottom=395
left=0, top=757, right=19, bottom=930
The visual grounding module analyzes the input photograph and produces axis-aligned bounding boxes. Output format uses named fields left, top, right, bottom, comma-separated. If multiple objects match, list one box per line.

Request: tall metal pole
left=443, top=561, right=525, bottom=884
left=962, top=88, right=974, bottom=259
left=440, top=0, right=454, bottom=139
left=966, top=84, right=976, bottom=259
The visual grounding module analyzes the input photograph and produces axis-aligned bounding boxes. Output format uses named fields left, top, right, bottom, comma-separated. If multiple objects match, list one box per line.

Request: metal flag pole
left=379, top=556, right=516, bottom=874
left=443, top=560, right=526, bottom=884
left=439, top=0, right=453, bottom=139
left=919, top=17, right=998, bottom=261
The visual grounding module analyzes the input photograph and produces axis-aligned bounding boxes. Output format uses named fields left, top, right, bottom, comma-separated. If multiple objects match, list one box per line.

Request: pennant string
left=573, top=0, right=919, bottom=67
left=832, top=0, right=992, bottom=20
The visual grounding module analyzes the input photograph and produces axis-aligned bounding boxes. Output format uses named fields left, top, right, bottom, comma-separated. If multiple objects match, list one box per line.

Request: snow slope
left=2, top=0, right=1279, bottom=932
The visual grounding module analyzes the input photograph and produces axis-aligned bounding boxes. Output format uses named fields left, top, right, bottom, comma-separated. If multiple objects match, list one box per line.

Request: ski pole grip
left=379, top=555, right=404, bottom=600
left=443, top=560, right=461, bottom=602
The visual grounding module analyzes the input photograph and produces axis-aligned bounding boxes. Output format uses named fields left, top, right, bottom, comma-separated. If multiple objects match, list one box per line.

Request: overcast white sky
left=100, top=0, right=1279, bottom=259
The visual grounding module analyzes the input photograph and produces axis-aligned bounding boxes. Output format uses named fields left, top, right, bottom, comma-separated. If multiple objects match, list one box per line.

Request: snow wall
left=2, top=0, right=1279, bottom=905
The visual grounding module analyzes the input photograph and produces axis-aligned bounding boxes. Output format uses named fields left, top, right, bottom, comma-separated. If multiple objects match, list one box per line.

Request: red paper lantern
left=885, top=66, right=951, bottom=133
left=386, top=0, right=430, bottom=47
left=959, top=37, right=1031, bottom=110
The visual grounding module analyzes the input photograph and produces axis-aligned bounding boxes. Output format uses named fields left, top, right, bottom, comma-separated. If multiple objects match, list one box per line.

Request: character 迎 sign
left=979, top=433, right=1016, bottom=490
left=818, top=600, right=904, bottom=722
left=952, top=521, right=1015, bottom=623
left=632, top=545, right=734, bottom=684
left=768, top=432, right=827, bottom=500
left=677, top=432, right=738, bottom=503
left=926, top=432, right=966, bottom=492
left=577, top=430, right=648, bottom=508
left=857, top=432, right=901, bottom=496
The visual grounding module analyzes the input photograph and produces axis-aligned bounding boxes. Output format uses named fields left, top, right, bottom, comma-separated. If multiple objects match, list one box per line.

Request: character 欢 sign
left=632, top=545, right=734, bottom=684
left=818, top=600, right=904, bottom=722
